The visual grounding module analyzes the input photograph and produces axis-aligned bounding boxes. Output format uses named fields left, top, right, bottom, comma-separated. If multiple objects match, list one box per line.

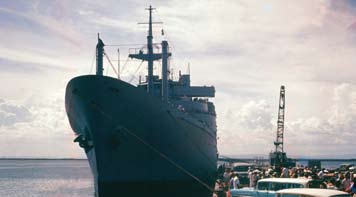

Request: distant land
left=220, top=154, right=356, bottom=160
left=1, top=154, right=356, bottom=161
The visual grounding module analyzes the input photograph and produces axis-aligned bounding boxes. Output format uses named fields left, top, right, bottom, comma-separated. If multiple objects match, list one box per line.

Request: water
left=296, top=160, right=356, bottom=170
left=1, top=159, right=354, bottom=197
left=0, top=159, right=94, bottom=197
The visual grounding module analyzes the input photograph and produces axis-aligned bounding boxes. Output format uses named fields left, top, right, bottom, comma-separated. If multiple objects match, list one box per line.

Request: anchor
left=74, top=134, right=94, bottom=153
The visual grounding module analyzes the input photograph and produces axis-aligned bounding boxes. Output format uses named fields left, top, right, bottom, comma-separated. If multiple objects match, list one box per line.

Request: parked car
left=229, top=178, right=312, bottom=197
left=276, top=188, right=351, bottom=197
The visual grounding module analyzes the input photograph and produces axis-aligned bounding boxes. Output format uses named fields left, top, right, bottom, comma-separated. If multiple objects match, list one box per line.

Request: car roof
left=258, top=178, right=311, bottom=184
left=276, top=188, right=350, bottom=197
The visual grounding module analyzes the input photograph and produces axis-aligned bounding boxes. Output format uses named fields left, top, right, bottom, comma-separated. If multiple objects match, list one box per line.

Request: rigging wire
left=120, top=57, right=131, bottom=74
left=89, top=49, right=96, bottom=74
left=105, top=43, right=146, bottom=47
left=105, top=62, right=109, bottom=75
left=104, top=51, right=118, bottom=76
left=128, top=60, right=144, bottom=83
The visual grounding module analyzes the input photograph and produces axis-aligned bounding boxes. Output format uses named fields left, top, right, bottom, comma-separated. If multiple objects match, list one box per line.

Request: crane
left=275, top=85, right=285, bottom=154
left=269, top=86, right=295, bottom=170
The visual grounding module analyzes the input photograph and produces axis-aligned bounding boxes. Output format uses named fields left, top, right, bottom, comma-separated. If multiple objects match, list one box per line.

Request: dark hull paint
left=65, top=75, right=217, bottom=196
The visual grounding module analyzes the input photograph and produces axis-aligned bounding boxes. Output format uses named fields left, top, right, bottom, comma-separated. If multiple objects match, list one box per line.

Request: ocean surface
left=0, top=159, right=94, bottom=197
left=297, top=160, right=356, bottom=170
left=1, top=159, right=355, bottom=197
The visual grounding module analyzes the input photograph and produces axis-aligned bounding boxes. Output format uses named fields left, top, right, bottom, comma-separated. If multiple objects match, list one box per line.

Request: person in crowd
left=281, top=167, right=289, bottom=178
left=217, top=164, right=225, bottom=179
left=345, top=178, right=356, bottom=197
left=248, top=168, right=252, bottom=187
left=342, top=172, right=351, bottom=191
left=319, top=182, right=327, bottom=189
left=318, top=168, right=325, bottom=179
left=229, top=173, right=240, bottom=189
left=254, top=171, right=260, bottom=186
left=326, top=179, right=338, bottom=190
left=223, top=168, right=232, bottom=191
left=336, top=173, right=344, bottom=190
left=249, top=170, right=257, bottom=188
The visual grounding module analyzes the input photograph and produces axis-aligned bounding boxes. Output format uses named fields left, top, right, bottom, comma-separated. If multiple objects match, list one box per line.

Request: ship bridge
left=137, top=72, right=215, bottom=116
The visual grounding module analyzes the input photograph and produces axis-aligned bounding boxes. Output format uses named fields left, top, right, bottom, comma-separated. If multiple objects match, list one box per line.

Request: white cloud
left=90, top=16, right=138, bottom=32
left=232, top=100, right=273, bottom=131
left=0, top=48, right=68, bottom=69
left=218, top=100, right=274, bottom=155
left=0, top=7, right=83, bottom=46
left=0, top=94, right=83, bottom=158
left=0, top=98, right=32, bottom=127
left=218, top=83, right=356, bottom=158
left=1, top=0, right=356, bottom=158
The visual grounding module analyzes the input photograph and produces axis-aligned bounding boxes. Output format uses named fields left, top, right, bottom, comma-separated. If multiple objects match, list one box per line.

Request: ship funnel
left=96, top=34, right=105, bottom=76
left=161, top=41, right=169, bottom=102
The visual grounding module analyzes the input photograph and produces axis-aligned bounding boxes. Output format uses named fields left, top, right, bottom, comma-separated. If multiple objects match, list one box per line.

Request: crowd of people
left=216, top=164, right=356, bottom=197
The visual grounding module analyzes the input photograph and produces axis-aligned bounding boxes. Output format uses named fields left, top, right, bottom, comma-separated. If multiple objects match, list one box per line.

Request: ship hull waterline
left=65, top=75, right=218, bottom=197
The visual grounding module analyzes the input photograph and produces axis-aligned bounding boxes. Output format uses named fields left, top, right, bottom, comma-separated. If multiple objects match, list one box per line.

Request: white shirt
left=233, top=176, right=240, bottom=189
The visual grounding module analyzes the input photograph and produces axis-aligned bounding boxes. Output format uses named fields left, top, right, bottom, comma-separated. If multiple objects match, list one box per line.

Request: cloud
left=1, top=0, right=356, bottom=159
left=288, top=83, right=356, bottom=143
left=0, top=56, right=74, bottom=74
left=0, top=98, right=32, bottom=127
left=218, top=100, right=274, bottom=155
left=0, top=7, right=83, bottom=46
left=0, top=93, right=83, bottom=158
left=218, top=83, right=356, bottom=158
left=231, top=100, right=273, bottom=131
left=90, top=16, right=138, bottom=31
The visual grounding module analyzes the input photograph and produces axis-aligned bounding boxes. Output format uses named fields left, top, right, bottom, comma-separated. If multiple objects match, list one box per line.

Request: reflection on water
left=0, top=159, right=94, bottom=196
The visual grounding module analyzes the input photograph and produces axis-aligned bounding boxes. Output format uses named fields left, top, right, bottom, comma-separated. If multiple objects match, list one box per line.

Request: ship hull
left=65, top=75, right=217, bottom=197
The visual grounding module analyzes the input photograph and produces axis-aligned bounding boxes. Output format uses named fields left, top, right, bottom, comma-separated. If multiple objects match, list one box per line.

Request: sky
left=1, top=0, right=356, bottom=159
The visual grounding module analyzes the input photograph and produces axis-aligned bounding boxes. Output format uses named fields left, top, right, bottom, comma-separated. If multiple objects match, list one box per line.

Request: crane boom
left=274, top=85, right=285, bottom=153
left=269, top=85, right=295, bottom=169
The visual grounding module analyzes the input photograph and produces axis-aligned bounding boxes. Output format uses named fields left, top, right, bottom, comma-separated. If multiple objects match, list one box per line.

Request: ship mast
left=129, top=5, right=170, bottom=95
left=96, top=34, right=105, bottom=76
left=147, top=5, right=154, bottom=93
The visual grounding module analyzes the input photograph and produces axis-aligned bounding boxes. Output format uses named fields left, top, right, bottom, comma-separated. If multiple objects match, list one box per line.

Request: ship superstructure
left=65, top=6, right=217, bottom=197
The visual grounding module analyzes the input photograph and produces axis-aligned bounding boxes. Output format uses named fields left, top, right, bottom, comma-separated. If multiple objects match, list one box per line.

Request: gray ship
left=65, top=6, right=218, bottom=197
